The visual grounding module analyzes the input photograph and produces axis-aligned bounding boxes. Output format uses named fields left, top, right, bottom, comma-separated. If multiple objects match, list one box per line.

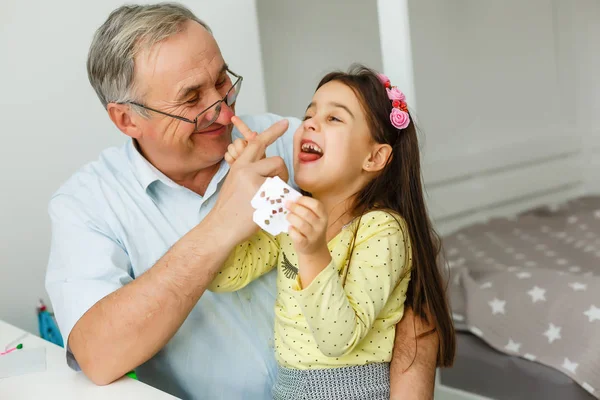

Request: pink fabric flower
left=377, top=73, right=390, bottom=85
left=386, top=87, right=406, bottom=102
left=390, top=108, right=410, bottom=130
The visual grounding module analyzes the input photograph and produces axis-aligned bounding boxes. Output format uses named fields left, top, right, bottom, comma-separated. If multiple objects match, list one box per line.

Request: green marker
left=126, top=370, right=138, bottom=380
left=0, top=343, right=23, bottom=356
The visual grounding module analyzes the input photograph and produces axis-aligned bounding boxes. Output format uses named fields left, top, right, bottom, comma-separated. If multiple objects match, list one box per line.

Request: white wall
left=256, top=0, right=383, bottom=118
left=556, top=0, right=600, bottom=195
left=0, top=0, right=267, bottom=334
left=396, top=0, right=588, bottom=234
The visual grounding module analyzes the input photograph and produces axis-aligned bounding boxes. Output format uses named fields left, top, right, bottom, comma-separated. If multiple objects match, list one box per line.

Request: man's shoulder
left=50, top=143, right=130, bottom=213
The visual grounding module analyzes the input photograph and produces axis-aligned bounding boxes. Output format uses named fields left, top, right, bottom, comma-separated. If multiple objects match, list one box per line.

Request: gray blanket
left=444, top=196, right=600, bottom=398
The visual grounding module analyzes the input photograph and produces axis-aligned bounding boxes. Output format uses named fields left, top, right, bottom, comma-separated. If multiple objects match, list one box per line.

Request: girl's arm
left=291, top=211, right=410, bottom=357
left=209, top=230, right=280, bottom=292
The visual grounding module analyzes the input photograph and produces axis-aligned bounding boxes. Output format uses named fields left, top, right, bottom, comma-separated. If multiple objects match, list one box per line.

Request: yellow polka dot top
left=209, top=210, right=412, bottom=369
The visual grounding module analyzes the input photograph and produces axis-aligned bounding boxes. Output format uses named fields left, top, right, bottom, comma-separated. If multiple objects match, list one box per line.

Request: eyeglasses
left=129, top=69, right=243, bottom=131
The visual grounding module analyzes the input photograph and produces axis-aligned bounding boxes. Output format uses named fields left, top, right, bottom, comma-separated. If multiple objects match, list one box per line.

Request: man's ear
left=363, top=144, right=392, bottom=172
left=107, top=103, right=143, bottom=139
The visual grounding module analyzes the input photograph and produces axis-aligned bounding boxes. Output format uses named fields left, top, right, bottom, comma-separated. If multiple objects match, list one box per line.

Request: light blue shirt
left=45, top=114, right=301, bottom=400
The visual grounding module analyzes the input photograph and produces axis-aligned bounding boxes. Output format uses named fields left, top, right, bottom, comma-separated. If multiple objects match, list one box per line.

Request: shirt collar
left=126, top=139, right=180, bottom=191
left=126, top=138, right=230, bottom=195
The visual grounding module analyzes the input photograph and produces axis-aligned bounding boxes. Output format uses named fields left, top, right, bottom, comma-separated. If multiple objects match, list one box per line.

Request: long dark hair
left=315, top=65, right=455, bottom=367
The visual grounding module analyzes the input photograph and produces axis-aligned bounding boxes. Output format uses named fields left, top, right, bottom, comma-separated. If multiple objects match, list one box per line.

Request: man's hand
left=390, top=307, right=439, bottom=400
left=211, top=116, right=290, bottom=246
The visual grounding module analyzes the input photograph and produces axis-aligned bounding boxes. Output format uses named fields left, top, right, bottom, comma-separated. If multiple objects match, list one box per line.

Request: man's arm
left=64, top=213, right=233, bottom=385
left=56, top=120, right=290, bottom=386
left=390, top=307, right=439, bottom=400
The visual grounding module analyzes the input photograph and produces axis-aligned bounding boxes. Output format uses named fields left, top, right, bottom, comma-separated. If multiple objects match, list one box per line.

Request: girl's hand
left=224, top=137, right=249, bottom=165
left=224, top=116, right=264, bottom=165
left=286, top=196, right=329, bottom=255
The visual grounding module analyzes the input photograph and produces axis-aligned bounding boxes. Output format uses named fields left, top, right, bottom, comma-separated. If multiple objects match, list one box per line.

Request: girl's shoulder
left=351, top=210, right=409, bottom=239
left=359, top=209, right=406, bottom=225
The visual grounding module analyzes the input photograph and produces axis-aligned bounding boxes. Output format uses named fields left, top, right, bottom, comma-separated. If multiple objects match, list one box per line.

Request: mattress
left=440, top=196, right=600, bottom=399
left=440, top=331, right=594, bottom=399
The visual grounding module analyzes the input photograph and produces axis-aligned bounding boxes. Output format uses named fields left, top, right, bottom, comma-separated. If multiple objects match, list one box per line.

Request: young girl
left=211, top=65, right=455, bottom=399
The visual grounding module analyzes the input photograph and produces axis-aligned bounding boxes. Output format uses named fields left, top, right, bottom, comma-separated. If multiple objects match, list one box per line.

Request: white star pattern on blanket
left=517, top=271, right=532, bottom=279
left=524, top=353, right=537, bottom=361
left=489, top=298, right=506, bottom=315
left=504, top=339, right=521, bottom=353
left=525, top=261, right=537, bottom=267
left=569, top=282, right=587, bottom=291
left=452, top=313, right=464, bottom=321
left=544, top=323, right=562, bottom=343
left=562, top=358, right=578, bottom=374
left=528, top=286, right=546, bottom=303
left=453, top=273, right=461, bottom=285
left=584, top=305, right=600, bottom=322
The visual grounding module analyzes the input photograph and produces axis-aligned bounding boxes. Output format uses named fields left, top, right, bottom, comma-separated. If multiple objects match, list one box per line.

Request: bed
left=437, top=196, right=600, bottom=399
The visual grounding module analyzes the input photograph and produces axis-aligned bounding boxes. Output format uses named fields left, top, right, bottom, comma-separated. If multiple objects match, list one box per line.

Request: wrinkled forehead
left=134, top=20, right=225, bottom=101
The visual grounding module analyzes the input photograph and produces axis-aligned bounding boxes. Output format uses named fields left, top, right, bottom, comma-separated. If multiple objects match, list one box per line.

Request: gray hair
left=87, top=3, right=211, bottom=111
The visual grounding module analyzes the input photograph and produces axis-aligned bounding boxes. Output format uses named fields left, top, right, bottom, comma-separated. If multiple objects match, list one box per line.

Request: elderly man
left=46, top=3, right=438, bottom=399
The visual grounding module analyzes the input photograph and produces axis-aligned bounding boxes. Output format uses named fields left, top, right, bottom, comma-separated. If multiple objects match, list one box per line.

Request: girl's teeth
left=302, top=143, right=322, bottom=154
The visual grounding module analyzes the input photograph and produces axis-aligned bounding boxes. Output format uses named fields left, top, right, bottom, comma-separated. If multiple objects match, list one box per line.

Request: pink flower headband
left=377, top=74, right=410, bottom=130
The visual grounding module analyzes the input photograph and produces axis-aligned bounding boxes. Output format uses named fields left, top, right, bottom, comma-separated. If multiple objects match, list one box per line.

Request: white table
left=0, top=320, right=177, bottom=399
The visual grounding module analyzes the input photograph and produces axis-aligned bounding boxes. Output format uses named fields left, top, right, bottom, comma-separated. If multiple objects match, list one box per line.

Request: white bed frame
left=423, top=135, right=585, bottom=236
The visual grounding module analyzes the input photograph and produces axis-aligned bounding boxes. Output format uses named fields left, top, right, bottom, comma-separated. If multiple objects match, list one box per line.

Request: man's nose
left=215, top=102, right=234, bottom=125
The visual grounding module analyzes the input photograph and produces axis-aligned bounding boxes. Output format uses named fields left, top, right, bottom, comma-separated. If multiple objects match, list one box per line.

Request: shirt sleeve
left=209, top=230, right=280, bottom=292
left=45, top=193, right=133, bottom=368
left=291, top=212, right=411, bottom=357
